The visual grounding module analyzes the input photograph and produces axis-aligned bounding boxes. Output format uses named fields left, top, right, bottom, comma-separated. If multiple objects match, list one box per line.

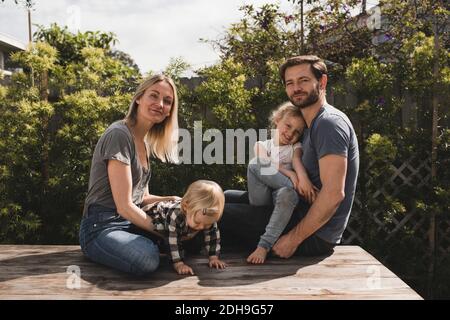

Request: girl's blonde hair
left=269, top=101, right=305, bottom=129
left=124, top=74, right=179, bottom=163
left=181, top=180, right=225, bottom=222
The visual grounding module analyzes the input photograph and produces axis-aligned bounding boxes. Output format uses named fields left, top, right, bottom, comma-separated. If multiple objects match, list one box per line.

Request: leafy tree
left=163, top=57, right=191, bottom=80
left=33, top=24, right=117, bottom=65
left=205, top=4, right=301, bottom=79
left=201, top=4, right=300, bottom=128
left=150, top=57, right=250, bottom=198
left=1, top=0, right=34, bottom=7
left=107, top=49, right=140, bottom=72
left=0, top=0, right=448, bottom=299
left=32, top=24, right=141, bottom=96
left=0, top=25, right=137, bottom=243
left=315, top=0, right=449, bottom=298
left=196, top=59, right=257, bottom=129
left=304, top=0, right=374, bottom=67
left=197, top=0, right=448, bottom=298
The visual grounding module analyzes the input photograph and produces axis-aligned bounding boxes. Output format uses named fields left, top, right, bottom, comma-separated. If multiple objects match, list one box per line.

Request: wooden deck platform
left=0, top=245, right=422, bottom=300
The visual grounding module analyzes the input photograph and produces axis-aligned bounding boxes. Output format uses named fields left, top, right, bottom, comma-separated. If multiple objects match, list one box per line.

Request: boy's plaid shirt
left=145, top=200, right=221, bottom=263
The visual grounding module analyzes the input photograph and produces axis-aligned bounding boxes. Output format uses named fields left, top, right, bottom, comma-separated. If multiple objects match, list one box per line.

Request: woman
left=79, top=74, right=180, bottom=276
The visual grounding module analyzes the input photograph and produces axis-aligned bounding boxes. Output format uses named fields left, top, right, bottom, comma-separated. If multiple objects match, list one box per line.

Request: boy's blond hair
left=181, top=180, right=225, bottom=222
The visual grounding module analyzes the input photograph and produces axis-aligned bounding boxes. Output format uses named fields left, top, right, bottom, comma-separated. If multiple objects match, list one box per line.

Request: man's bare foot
left=247, top=246, right=269, bottom=264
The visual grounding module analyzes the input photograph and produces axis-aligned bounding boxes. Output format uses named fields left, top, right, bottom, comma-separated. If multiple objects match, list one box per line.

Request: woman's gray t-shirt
left=83, top=120, right=151, bottom=216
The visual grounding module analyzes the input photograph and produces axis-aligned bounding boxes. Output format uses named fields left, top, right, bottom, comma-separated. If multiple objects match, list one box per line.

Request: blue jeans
left=247, top=159, right=299, bottom=249
left=79, top=204, right=160, bottom=276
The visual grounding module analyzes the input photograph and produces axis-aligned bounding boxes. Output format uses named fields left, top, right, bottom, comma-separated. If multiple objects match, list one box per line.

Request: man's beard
left=289, top=84, right=320, bottom=109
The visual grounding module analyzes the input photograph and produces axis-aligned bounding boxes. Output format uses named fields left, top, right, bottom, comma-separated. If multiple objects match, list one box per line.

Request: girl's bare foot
left=247, top=246, right=269, bottom=264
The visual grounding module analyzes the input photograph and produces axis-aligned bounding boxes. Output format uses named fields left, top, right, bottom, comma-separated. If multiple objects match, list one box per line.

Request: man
left=220, top=55, right=359, bottom=258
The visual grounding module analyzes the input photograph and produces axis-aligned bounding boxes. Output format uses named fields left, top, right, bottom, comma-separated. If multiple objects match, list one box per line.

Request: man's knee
left=224, top=190, right=249, bottom=203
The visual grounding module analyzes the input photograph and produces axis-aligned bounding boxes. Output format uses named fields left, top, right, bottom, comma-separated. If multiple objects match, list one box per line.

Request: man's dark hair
left=279, top=55, right=327, bottom=84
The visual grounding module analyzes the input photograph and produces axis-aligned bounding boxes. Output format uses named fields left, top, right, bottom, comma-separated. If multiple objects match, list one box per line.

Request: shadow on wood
left=0, top=246, right=330, bottom=291
left=0, top=245, right=422, bottom=299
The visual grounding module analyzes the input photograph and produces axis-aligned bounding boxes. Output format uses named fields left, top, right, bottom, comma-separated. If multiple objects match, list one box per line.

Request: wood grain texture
left=0, top=245, right=422, bottom=300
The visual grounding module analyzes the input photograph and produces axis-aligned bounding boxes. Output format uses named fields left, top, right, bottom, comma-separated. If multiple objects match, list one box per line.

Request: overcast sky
left=0, top=0, right=296, bottom=76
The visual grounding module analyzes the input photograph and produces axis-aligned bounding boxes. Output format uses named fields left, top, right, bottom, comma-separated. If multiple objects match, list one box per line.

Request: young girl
left=246, top=102, right=318, bottom=264
left=143, top=180, right=227, bottom=275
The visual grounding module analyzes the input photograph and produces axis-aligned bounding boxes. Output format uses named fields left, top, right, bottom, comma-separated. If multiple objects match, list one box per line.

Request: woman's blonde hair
left=181, top=180, right=225, bottom=222
left=269, top=101, right=305, bottom=129
left=124, top=74, right=179, bottom=163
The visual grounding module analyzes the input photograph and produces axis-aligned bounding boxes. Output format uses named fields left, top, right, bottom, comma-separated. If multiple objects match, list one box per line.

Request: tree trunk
left=40, top=70, right=50, bottom=195
left=427, top=2, right=441, bottom=299
left=300, top=0, right=304, bottom=54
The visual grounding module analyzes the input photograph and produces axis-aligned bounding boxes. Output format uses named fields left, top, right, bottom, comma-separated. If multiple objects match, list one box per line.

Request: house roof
left=0, top=33, right=26, bottom=53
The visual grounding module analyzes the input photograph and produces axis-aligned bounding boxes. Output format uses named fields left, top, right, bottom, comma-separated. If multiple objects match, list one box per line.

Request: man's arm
left=292, top=148, right=318, bottom=203
left=272, top=154, right=347, bottom=258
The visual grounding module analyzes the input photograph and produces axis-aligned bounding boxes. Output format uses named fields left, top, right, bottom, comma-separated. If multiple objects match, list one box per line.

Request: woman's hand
left=208, top=256, right=227, bottom=269
left=173, top=261, right=194, bottom=275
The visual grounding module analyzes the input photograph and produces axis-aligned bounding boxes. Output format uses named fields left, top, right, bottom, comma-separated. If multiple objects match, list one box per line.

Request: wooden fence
left=343, top=155, right=449, bottom=264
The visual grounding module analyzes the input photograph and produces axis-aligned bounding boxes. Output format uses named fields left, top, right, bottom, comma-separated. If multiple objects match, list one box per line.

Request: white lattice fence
left=343, top=197, right=364, bottom=244
left=343, top=156, right=432, bottom=245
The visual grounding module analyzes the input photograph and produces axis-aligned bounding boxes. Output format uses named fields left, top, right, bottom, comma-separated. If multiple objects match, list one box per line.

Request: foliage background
left=0, top=1, right=448, bottom=298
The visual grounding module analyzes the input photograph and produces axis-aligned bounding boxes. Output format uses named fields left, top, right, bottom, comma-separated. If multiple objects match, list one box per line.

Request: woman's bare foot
left=247, top=246, right=269, bottom=264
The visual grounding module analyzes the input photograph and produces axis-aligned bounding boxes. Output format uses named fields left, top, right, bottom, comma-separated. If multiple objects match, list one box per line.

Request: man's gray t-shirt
left=301, top=104, right=359, bottom=244
left=83, top=120, right=151, bottom=216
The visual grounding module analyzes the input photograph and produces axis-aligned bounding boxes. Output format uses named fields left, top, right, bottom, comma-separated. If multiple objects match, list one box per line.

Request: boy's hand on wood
left=173, top=261, right=194, bottom=275
left=208, top=256, right=227, bottom=269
